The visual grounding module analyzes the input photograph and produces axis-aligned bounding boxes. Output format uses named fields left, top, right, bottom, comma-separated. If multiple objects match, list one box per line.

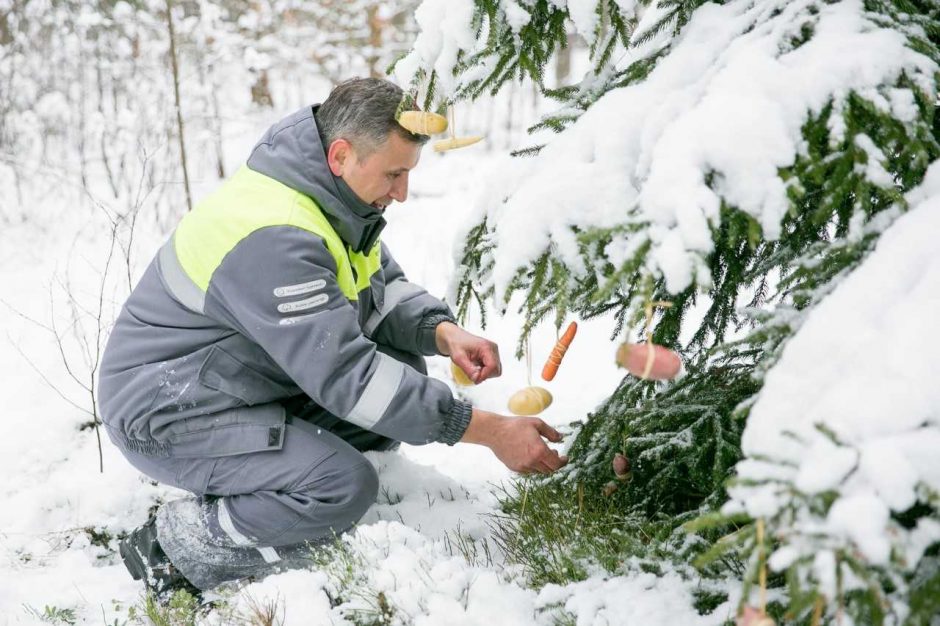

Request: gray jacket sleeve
left=203, top=226, right=471, bottom=445
left=364, top=242, right=456, bottom=356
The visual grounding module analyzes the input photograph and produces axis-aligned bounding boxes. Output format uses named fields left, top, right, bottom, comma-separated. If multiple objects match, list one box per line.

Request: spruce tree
left=396, top=0, right=940, bottom=622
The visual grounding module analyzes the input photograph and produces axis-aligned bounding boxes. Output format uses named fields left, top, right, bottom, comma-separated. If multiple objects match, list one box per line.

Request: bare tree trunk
left=195, top=50, right=226, bottom=179
left=505, top=83, right=515, bottom=150
left=76, top=34, right=90, bottom=199
left=96, top=39, right=120, bottom=199
left=555, top=34, right=573, bottom=87
left=165, top=0, right=193, bottom=212
left=0, top=6, right=12, bottom=47
left=366, top=5, right=385, bottom=79
left=250, top=69, right=274, bottom=108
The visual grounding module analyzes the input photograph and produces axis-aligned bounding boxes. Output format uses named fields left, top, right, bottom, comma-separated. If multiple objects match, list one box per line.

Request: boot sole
left=118, top=536, right=146, bottom=581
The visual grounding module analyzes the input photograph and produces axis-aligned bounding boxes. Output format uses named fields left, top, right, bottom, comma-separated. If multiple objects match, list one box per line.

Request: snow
left=231, top=526, right=730, bottom=626
left=399, top=0, right=937, bottom=300
left=393, top=0, right=479, bottom=95
left=537, top=570, right=727, bottom=626
left=566, top=0, right=601, bottom=43
left=728, top=162, right=940, bottom=592
left=826, top=495, right=892, bottom=565
left=503, top=1, right=532, bottom=35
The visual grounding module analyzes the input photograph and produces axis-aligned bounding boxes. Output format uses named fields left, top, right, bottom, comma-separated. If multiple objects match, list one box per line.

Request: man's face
left=327, top=132, right=422, bottom=211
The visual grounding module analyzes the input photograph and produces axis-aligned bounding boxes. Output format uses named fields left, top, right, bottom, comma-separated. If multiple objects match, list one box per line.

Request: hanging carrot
left=541, top=322, right=578, bottom=381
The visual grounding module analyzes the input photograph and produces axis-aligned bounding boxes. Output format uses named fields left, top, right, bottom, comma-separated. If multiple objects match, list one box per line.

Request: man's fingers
left=476, top=344, right=502, bottom=382
left=534, top=453, right=567, bottom=474
left=533, top=460, right=556, bottom=474
left=452, top=354, right=479, bottom=381
left=488, top=342, right=502, bottom=377
left=533, top=419, right=563, bottom=443
left=540, top=448, right=567, bottom=472
left=524, top=437, right=567, bottom=474
left=452, top=348, right=491, bottom=383
left=449, top=334, right=502, bottom=383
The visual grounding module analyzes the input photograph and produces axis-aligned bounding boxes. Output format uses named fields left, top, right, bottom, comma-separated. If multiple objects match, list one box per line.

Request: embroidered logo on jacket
left=277, top=293, right=329, bottom=314
left=273, top=279, right=326, bottom=298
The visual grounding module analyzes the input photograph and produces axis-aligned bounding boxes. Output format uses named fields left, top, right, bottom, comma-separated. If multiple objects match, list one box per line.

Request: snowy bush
left=397, top=0, right=940, bottom=622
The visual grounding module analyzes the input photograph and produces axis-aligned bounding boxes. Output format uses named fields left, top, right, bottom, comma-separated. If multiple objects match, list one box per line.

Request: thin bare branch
left=6, top=334, right=94, bottom=418
left=46, top=287, right=92, bottom=393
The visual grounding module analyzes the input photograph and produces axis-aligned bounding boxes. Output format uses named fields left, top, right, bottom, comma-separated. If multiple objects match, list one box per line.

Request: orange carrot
left=541, top=322, right=578, bottom=381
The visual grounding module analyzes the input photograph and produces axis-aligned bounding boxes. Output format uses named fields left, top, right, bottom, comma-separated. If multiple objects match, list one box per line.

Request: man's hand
left=460, top=408, right=568, bottom=474
left=435, top=321, right=501, bottom=384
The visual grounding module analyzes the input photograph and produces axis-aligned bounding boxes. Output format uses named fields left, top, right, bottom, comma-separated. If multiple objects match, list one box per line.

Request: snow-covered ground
left=0, top=117, right=732, bottom=624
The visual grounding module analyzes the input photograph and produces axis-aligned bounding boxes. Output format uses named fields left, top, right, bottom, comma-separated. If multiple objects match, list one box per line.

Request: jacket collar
left=245, top=105, right=385, bottom=253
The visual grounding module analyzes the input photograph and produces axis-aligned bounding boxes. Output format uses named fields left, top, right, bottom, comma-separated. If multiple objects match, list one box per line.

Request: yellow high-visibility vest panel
left=174, top=167, right=381, bottom=300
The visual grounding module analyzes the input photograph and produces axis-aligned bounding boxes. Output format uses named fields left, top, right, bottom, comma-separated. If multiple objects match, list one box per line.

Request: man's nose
left=389, top=172, right=408, bottom=202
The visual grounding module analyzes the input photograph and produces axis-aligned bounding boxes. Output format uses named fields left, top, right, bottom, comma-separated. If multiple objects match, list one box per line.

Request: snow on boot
left=155, top=496, right=319, bottom=591
left=119, top=515, right=201, bottom=602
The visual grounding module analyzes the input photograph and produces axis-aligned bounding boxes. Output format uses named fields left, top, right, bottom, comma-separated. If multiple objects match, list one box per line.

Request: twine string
left=757, top=518, right=767, bottom=613
left=525, top=335, right=532, bottom=387
left=640, top=300, right=673, bottom=379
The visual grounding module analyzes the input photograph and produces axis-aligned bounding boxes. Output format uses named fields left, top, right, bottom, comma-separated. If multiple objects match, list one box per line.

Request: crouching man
left=98, top=77, right=567, bottom=598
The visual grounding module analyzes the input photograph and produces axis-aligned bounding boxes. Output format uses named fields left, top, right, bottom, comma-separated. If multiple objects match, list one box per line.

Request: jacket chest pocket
left=198, top=345, right=292, bottom=406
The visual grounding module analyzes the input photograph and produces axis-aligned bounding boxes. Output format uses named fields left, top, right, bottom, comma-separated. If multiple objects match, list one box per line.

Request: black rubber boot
left=119, top=516, right=202, bottom=602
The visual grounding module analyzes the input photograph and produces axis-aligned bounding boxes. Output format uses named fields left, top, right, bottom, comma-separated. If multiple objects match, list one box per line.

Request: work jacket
left=98, top=106, right=472, bottom=459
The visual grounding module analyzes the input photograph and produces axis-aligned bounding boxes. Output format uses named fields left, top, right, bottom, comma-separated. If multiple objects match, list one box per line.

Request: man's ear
left=327, top=138, right=353, bottom=176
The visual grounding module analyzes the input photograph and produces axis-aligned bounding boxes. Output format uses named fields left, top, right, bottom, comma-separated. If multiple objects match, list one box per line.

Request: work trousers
left=117, top=344, right=423, bottom=591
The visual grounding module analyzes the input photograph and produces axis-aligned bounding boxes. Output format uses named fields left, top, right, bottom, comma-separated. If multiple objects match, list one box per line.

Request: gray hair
left=316, top=78, right=429, bottom=156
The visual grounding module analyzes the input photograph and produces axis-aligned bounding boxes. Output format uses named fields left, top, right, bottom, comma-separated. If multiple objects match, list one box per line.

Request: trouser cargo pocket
left=160, top=403, right=287, bottom=458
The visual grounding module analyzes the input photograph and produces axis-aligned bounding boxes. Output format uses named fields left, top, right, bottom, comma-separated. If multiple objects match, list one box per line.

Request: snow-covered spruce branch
left=400, top=0, right=940, bottom=621
left=401, top=0, right=938, bottom=343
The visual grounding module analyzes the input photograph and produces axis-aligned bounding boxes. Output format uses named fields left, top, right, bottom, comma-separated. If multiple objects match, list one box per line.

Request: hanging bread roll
left=433, top=136, right=483, bottom=152
left=507, top=386, right=553, bottom=416
left=397, top=110, right=448, bottom=135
